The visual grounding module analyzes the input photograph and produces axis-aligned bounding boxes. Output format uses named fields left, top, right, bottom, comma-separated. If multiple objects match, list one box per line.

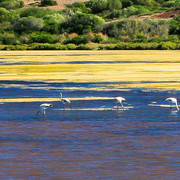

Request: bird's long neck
left=175, top=102, right=179, bottom=110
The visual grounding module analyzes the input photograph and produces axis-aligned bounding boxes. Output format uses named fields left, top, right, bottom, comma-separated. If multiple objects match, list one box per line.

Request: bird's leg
left=63, top=104, right=65, bottom=110
left=70, top=103, right=72, bottom=110
left=121, top=102, right=124, bottom=108
left=117, top=102, right=120, bottom=109
left=43, top=110, right=46, bottom=117
left=36, top=111, right=40, bottom=116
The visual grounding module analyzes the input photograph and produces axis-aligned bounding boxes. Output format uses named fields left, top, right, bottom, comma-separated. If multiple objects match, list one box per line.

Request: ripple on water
left=0, top=80, right=180, bottom=179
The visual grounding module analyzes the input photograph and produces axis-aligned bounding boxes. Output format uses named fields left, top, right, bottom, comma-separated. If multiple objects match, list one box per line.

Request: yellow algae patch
left=0, top=50, right=180, bottom=90
left=0, top=97, right=113, bottom=103
left=0, top=62, right=180, bottom=83
left=104, top=82, right=180, bottom=90
left=1, top=50, right=180, bottom=63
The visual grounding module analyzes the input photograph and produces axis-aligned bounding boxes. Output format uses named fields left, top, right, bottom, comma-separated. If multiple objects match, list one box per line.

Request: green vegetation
left=0, top=0, right=179, bottom=49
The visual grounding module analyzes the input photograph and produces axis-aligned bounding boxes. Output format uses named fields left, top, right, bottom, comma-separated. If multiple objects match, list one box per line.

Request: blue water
left=0, top=80, right=180, bottom=179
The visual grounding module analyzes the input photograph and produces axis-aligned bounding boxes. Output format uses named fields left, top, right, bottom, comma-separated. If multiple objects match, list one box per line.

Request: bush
left=30, top=33, right=55, bottom=43
left=0, top=32, right=18, bottom=45
left=63, top=35, right=88, bottom=45
left=0, top=7, right=9, bottom=22
left=159, top=42, right=177, bottom=49
left=0, top=0, right=24, bottom=10
left=162, top=1, right=176, bottom=7
left=169, top=15, right=180, bottom=35
left=92, top=34, right=103, bottom=43
left=31, top=43, right=67, bottom=50
left=66, top=43, right=77, bottom=50
left=43, top=14, right=65, bottom=34
left=4, top=44, right=27, bottom=50
left=20, top=7, right=56, bottom=18
left=41, top=0, right=57, bottom=6
left=61, top=12, right=105, bottom=34
left=12, top=16, right=44, bottom=33
left=87, top=0, right=108, bottom=14
left=114, top=42, right=160, bottom=50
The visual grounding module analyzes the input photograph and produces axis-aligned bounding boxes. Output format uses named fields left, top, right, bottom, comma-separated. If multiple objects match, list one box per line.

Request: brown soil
left=106, top=9, right=180, bottom=24
left=23, top=0, right=88, bottom=10
left=151, top=9, right=180, bottom=19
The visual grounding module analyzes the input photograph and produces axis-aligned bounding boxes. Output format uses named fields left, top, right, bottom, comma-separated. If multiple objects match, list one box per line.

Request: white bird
left=36, top=103, right=52, bottom=116
left=165, top=97, right=179, bottom=110
left=60, top=93, right=71, bottom=109
left=115, top=97, right=126, bottom=108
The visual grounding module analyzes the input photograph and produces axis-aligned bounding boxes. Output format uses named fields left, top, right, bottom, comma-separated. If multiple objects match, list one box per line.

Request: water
left=0, top=80, right=180, bottom=179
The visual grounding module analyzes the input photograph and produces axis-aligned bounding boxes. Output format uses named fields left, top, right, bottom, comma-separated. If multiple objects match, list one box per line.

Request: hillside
left=0, top=0, right=179, bottom=50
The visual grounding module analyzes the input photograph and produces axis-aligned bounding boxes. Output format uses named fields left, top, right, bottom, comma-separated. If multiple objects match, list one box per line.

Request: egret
left=165, top=97, right=179, bottom=110
left=36, top=103, right=52, bottom=117
left=60, top=93, right=71, bottom=109
left=115, top=97, right=126, bottom=109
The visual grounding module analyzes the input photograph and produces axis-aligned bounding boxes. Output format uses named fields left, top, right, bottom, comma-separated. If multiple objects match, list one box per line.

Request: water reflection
left=169, top=110, right=178, bottom=116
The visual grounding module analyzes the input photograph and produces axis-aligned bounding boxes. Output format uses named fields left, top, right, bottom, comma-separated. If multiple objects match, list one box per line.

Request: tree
left=87, top=0, right=108, bottom=13
left=12, top=16, right=44, bottom=33
left=107, top=0, right=122, bottom=10
left=0, top=7, right=9, bottom=22
left=0, top=0, right=24, bottom=10
left=169, top=15, right=180, bottom=35
left=61, top=12, right=105, bottom=34
left=43, top=14, right=65, bottom=33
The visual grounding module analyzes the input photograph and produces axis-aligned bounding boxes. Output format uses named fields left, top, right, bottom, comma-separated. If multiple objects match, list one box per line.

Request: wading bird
left=115, top=97, right=126, bottom=109
left=36, top=103, right=52, bottom=117
left=165, top=97, right=179, bottom=110
left=60, top=93, right=71, bottom=109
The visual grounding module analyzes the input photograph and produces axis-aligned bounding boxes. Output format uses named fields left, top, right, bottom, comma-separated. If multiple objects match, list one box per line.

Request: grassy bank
left=0, top=42, right=180, bottom=50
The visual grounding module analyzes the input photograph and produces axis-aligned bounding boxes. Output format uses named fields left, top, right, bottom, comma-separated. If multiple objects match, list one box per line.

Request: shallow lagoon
left=0, top=50, right=180, bottom=179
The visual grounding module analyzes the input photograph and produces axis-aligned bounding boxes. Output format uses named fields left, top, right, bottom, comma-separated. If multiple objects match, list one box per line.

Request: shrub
left=92, top=34, right=103, bottom=43
left=4, top=45, right=27, bottom=50
left=0, top=7, right=9, bottom=22
left=31, top=43, right=67, bottom=50
left=63, top=35, right=88, bottom=45
left=87, top=0, right=108, bottom=14
left=162, top=1, right=176, bottom=7
left=41, top=0, right=57, bottom=6
left=0, top=32, right=18, bottom=45
left=159, top=42, right=177, bottom=49
left=122, top=0, right=133, bottom=8
left=12, top=16, right=44, bottom=33
left=30, top=33, right=55, bottom=43
left=61, top=12, right=105, bottom=34
left=0, top=0, right=24, bottom=10
left=169, top=15, right=180, bottom=35
left=20, top=7, right=56, bottom=18
left=107, top=0, right=122, bottom=10
left=66, top=43, right=77, bottom=50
